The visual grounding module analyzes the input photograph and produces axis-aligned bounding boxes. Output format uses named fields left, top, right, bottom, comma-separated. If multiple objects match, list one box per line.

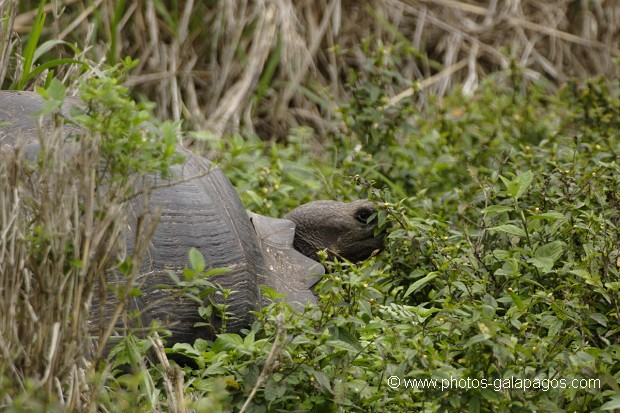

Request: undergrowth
left=0, top=3, right=619, bottom=411
left=171, top=65, right=619, bottom=412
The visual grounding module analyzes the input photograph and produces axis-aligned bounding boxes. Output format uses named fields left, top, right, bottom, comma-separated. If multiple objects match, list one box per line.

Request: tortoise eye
left=355, top=207, right=375, bottom=224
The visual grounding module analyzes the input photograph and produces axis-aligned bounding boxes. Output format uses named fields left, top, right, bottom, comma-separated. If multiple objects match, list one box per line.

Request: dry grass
left=7, top=0, right=620, bottom=140
left=0, top=127, right=95, bottom=406
left=0, top=119, right=157, bottom=408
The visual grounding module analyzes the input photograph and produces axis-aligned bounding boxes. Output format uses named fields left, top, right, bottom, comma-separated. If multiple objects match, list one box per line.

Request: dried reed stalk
left=0, top=120, right=157, bottom=407
left=10, top=0, right=620, bottom=139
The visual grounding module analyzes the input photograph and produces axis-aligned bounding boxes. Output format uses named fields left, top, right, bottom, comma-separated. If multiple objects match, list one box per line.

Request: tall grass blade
left=17, top=0, right=47, bottom=90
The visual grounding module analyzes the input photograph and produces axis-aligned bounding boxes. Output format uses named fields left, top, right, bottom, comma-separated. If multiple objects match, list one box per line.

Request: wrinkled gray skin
left=0, top=91, right=384, bottom=349
left=286, top=199, right=384, bottom=262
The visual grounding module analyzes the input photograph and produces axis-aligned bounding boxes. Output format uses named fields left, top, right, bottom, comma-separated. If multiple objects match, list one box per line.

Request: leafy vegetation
left=1, top=1, right=619, bottom=412
left=181, top=64, right=619, bottom=412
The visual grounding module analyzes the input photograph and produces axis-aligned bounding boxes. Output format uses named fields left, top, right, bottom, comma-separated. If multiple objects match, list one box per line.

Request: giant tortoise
left=0, top=90, right=384, bottom=348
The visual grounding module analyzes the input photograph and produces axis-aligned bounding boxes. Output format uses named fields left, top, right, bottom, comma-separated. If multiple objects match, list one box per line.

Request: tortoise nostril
left=355, top=207, right=376, bottom=225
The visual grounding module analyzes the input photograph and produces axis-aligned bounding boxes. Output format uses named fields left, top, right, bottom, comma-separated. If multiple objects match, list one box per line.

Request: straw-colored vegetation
left=3, top=0, right=619, bottom=137
left=1, top=0, right=619, bottom=412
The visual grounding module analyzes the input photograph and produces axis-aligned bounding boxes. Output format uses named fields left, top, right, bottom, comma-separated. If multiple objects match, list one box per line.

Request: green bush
left=168, top=68, right=619, bottom=412
left=2, top=25, right=619, bottom=411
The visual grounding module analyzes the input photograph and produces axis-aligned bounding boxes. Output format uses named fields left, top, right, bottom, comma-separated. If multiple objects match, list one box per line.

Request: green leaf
left=169, top=342, right=201, bottom=359
left=604, top=281, right=620, bottom=291
left=508, top=291, right=525, bottom=311
left=589, top=313, right=607, bottom=327
left=346, top=379, right=369, bottom=394
left=33, top=79, right=66, bottom=115
left=528, top=241, right=564, bottom=273
left=529, top=212, right=565, bottom=221
left=499, top=175, right=520, bottom=198
left=570, top=269, right=603, bottom=287
left=325, top=338, right=359, bottom=353
left=202, top=267, right=230, bottom=277
left=260, top=285, right=287, bottom=301
left=117, top=259, right=132, bottom=276
left=18, top=0, right=47, bottom=89
left=514, top=170, right=534, bottom=200
left=600, top=395, right=620, bottom=410
left=22, top=58, right=88, bottom=89
left=193, top=338, right=210, bottom=352
left=463, top=334, right=491, bottom=347
left=166, top=270, right=181, bottom=285
left=535, top=241, right=564, bottom=260
left=243, top=331, right=256, bottom=347
left=188, top=247, right=205, bottom=272
left=487, top=224, right=526, bottom=237
left=499, top=171, right=534, bottom=200
left=129, top=287, right=142, bottom=297
left=264, top=381, right=287, bottom=401
left=204, top=362, right=225, bottom=375
left=528, top=257, right=555, bottom=273
left=108, top=0, right=127, bottom=64
left=569, top=269, right=591, bottom=278
left=33, top=39, right=82, bottom=62
left=313, top=370, right=332, bottom=391
left=198, top=305, right=213, bottom=319
left=482, top=205, right=513, bottom=214
left=212, top=334, right=243, bottom=352
left=109, top=334, right=145, bottom=368
left=46, top=78, right=66, bottom=102
left=404, top=272, right=440, bottom=297
left=335, top=327, right=363, bottom=352
left=254, top=37, right=281, bottom=104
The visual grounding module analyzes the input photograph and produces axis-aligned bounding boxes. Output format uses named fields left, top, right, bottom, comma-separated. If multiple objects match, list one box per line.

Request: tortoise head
left=284, top=199, right=385, bottom=262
